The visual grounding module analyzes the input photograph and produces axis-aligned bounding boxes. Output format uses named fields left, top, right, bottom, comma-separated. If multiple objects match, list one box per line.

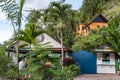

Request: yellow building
left=76, top=14, right=108, bottom=36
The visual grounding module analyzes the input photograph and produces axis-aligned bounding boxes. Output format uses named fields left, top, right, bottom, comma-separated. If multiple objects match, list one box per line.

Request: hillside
left=103, top=0, right=120, bottom=19
left=78, top=0, right=120, bottom=23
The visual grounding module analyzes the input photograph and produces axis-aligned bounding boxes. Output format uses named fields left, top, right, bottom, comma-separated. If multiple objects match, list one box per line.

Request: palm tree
left=43, top=0, right=72, bottom=69
left=14, top=22, right=45, bottom=51
left=0, top=0, right=25, bottom=77
left=26, top=9, right=43, bottom=23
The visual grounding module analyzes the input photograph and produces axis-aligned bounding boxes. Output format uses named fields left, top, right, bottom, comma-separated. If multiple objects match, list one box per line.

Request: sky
left=0, top=0, right=83, bottom=44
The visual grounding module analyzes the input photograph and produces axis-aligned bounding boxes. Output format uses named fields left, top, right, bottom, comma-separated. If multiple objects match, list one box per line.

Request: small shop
left=94, top=44, right=120, bottom=74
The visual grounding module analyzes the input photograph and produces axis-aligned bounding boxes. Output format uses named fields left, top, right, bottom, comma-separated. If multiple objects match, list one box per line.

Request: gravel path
left=74, top=74, right=120, bottom=80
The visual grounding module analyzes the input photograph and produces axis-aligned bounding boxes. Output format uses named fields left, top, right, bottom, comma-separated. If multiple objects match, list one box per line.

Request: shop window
left=102, top=53, right=110, bottom=64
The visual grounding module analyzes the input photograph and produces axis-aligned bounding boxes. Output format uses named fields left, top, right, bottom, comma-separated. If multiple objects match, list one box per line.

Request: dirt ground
left=74, top=74, right=120, bottom=80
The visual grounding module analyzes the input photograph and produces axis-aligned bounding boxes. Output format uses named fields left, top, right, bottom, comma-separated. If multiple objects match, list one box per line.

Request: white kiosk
left=94, top=44, right=116, bottom=73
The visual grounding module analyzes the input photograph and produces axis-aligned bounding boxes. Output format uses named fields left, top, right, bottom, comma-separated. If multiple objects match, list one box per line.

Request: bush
left=63, top=57, right=75, bottom=66
left=0, top=45, right=11, bottom=77
left=24, top=49, right=80, bottom=80
left=61, top=64, right=80, bottom=80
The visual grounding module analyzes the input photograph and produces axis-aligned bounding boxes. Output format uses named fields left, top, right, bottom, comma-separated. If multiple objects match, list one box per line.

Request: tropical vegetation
left=0, top=0, right=25, bottom=79
left=0, top=44, right=11, bottom=77
left=0, top=0, right=120, bottom=79
left=78, top=0, right=120, bottom=23
left=72, top=32, right=105, bottom=52
left=14, top=22, right=45, bottom=51
left=105, top=16, right=120, bottom=56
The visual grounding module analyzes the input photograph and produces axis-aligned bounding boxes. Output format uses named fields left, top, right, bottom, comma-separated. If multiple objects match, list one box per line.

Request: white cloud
left=0, top=31, right=13, bottom=43
left=0, top=0, right=50, bottom=20
left=24, top=0, right=50, bottom=10
left=0, top=12, right=6, bottom=21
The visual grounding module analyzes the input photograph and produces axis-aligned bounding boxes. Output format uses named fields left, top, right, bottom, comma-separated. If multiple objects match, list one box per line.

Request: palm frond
left=17, top=0, right=25, bottom=28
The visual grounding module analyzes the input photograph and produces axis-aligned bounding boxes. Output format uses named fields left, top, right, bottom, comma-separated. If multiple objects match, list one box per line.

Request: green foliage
left=103, top=0, right=120, bottom=19
left=13, top=22, right=45, bottom=51
left=43, top=1, right=77, bottom=47
left=0, top=0, right=19, bottom=24
left=0, top=0, right=25, bottom=29
left=72, top=33, right=104, bottom=52
left=78, top=0, right=120, bottom=23
left=61, top=64, right=80, bottom=80
left=44, top=1, right=72, bottom=31
left=78, top=0, right=108, bottom=23
left=44, top=1, right=72, bottom=23
left=62, top=10, right=79, bottom=47
left=0, top=44, right=12, bottom=78
left=5, top=65, right=18, bottom=79
left=16, top=22, right=44, bottom=42
left=26, top=9, right=43, bottom=23
left=105, top=16, right=120, bottom=55
left=18, top=43, right=80, bottom=80
left=42, top=64, right=80, bottom=80
left=0, top=42, right=21, bottom=80
left=23, top=43, right=58, bottom=80
left=0, top=0, right=25, bottom=79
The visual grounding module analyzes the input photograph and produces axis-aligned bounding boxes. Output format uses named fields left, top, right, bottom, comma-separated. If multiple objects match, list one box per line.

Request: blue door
left=72, top=50, right=96, bottom=74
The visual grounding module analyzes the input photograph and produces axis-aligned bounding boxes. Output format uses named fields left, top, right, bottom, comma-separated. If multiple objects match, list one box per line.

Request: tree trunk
left=15, top=40, right=19, bottom=78
left=61, top=31, right=64, bottom=69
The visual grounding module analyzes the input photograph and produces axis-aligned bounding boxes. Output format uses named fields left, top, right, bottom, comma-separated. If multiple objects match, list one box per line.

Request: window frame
left=102, top=53, right=110, bottom=64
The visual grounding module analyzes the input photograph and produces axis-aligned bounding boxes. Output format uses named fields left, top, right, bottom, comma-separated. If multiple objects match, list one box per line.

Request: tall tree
left=0, top=0, right=25, bottom=77
left=26, top=9, right=43, bottom=23
left=43, top=0, right=72, bottom=68
left=62, top=10, right=79, bottom=47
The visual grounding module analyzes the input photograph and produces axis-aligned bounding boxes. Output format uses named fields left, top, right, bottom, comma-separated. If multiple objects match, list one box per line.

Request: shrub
left=63, top=57, right=75, bottom=66
left=0, top=45, right=11, bottom=77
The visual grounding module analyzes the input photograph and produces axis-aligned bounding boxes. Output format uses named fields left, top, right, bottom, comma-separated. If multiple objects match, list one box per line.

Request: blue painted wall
left=72, top=50, right=96, bottom=74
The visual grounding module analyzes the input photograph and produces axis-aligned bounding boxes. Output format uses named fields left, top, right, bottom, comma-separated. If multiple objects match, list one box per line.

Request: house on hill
left=76, top=14, right=108, bottom=36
